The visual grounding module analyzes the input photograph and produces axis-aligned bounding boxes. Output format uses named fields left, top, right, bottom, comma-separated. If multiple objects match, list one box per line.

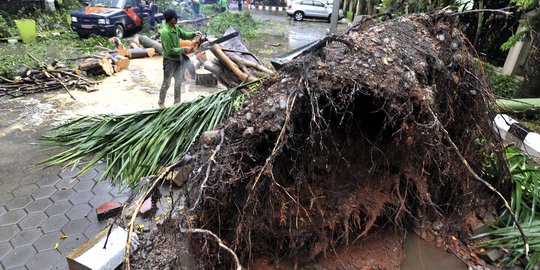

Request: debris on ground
left=131, top=11, right=513, bottom=269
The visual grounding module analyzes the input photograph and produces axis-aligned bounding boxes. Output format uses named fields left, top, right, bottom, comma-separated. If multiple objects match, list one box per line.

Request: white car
left=286, top=0, right=343, bottom=22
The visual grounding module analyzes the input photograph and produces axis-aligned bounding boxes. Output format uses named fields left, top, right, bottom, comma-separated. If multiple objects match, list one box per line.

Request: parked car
left=286, top=0, right=343, bottom=22
left=70, top=0, right=163, bottom=38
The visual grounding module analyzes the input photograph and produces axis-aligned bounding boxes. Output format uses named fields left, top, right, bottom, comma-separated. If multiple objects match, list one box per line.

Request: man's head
left=163, top=9, right=178, bottom=23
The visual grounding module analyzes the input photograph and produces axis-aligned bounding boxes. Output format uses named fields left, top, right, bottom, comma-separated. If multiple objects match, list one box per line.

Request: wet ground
left=0, top=9, right=466, bottom=269
left=0, top=10, right=343, bottom=270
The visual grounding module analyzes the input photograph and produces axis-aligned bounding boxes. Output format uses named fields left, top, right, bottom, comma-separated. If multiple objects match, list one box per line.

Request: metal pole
left=329, top=0, right=340, bottom=33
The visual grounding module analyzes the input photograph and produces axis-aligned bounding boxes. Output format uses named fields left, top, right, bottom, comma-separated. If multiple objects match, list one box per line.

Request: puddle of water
left=401, top=233, right=467, bottom=270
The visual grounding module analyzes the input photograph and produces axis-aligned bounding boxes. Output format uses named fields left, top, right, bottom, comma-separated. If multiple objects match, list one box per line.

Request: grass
left=41, top=80, right=261, bottom=189
left=475, top=147, right=540, bottom=269
left=0, top=31, right=112, bottom=78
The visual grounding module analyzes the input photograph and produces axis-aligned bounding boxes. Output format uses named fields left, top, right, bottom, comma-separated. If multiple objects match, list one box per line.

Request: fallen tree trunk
left=138, top=35, right=163, bottom=55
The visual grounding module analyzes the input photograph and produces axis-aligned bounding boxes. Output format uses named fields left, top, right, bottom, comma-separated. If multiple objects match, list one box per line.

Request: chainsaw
left=179, top=31, right=239, bottom=55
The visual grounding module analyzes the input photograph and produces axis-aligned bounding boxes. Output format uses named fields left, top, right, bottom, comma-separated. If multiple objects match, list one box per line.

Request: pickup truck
left=70, top=0, right=162, bottom=38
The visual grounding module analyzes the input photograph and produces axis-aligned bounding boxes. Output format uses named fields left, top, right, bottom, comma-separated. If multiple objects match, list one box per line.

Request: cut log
left=209, top=44, right=257, bottom=82
left=138, top=35, right=163, bottom=55
left=204, top=60, right=242, bottom=88
left=110, top=37, right=130, bottom=58
left=130, top=42, right=142, bottom=49
left=78, top=56, right=114, bottom=76
left=127, top=48, right=156, bottom=59
left=195, top=68, right=217, bottom=86
left=229, top=54, right=273, bottom=75
left=110, top=55, right=130, bottom=71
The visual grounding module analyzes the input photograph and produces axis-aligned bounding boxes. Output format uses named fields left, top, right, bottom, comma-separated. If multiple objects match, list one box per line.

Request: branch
left=179, top=226, right=242, bottom=270
left=450, top=7, right=516, bottom=17
left=428, top=108, right=529, bottom=256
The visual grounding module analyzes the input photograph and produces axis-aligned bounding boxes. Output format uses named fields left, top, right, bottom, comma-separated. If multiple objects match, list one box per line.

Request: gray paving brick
left=0, top=206, right=6, bottom=217
left=33, top=231, right=63, bottom=252
left=26, top=249, right=63, bottom=270
left=1, top=245, right=35, bottom=269
left=10, top=228, right=41, bottom=248
left=0, top=224, right=20, bottom=243
left=86, top=209, right=98, bottom=223
left=77, top=168, right=99, bottom=181
left=90, top=181, right=110, bottom=196
left=88, top=193, right=114, bottom=208
left=82, top=221, right=107, bottom=239
left=45, top=201, right=72, bottom=217
left=61, top=219, right=90, bottom=236
left=57, top=233, right=87, bottom=255
left=0, top=210, right=26, bottom=226
left=58, top=167, right=80, bottom=179
left=17, top=174, right=40, bottom=185
left=30, top=186, right=57, bottom=200
left=0, top=241, right=11, bottom=261
left=19, top=212, right=48, bottom=230
left=25, top=198, right=53, bottom=214
left=5, top=196, right=32, bottom=210
left=65, top=204, right=92, bottom=220
left=12, top=184, right=39, bottom=197
left=50, top=188, right=76, bottom=202
left=54, top=178, right=78, bottom=190
left=68, top=191, right=94, bottom=206
left=36, top=175, right=61, bottom=187
left=0, top=192, right=14, bottom=205
left=41, top=215, right=69, bottom=234
left=73, top=180, right=95, bottom=192
left=0, top=182, right=20, bottom=194
left=51, top=256, right=68, bottom=270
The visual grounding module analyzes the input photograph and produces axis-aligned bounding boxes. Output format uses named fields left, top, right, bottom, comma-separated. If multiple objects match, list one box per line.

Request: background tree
left=513, top=0, right=540, bottom=97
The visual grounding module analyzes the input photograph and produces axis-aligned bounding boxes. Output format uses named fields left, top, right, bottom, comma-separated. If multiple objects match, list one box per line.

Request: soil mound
left=148, top=13, right=509, bottom=269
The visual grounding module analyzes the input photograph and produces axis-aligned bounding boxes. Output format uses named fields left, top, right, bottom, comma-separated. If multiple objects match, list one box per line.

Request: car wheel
left=328, top=14, right=332, bottom=22
left=294, top=11, right=304, bottom=21
left=114, top=24, right=124, bottom=38
left=77, top=32, right=90, bottom=39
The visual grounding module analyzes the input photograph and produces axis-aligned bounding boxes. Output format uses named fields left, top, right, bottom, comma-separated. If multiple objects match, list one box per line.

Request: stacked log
left=0, top=59, right=98, bottom=98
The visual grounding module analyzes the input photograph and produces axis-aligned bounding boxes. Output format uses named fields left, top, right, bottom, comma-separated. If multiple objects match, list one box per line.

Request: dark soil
left=133, top=11, right=509, bottom=269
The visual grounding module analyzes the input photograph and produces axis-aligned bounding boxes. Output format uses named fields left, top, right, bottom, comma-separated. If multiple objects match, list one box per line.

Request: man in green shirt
left=220, top=0, right=228, bottom=12
left=158, top=9, right=202, bottom=108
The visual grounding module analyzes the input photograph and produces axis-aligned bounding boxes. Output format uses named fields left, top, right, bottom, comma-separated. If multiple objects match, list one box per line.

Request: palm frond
left=41, top=80, right=261, bottom=188
left=475, top=147, right=540, bottom=269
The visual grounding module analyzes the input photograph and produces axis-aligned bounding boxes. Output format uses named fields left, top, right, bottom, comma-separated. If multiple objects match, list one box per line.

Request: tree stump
left=195, top=68, right=217, bottom=86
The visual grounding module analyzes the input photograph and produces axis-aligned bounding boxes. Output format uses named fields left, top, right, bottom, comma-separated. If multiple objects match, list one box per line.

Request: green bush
left=484, top=64, right=523, bottom=98
left=345, top=11, right=353, bottom=22
left=207, top=11, right=262, bottom=39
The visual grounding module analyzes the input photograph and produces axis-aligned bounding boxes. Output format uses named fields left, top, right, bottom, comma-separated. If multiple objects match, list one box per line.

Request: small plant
left=483, top=63, right=522, bottom=98
left=476, top=147, right=540, bottom=270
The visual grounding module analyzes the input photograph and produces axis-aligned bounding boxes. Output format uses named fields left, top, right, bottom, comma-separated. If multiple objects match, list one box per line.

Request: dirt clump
left=137, top=12, right=510, bottom=269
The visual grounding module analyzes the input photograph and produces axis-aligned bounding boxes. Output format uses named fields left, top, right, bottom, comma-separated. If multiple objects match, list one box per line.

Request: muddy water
left=401, top=233, right=467, bottom=270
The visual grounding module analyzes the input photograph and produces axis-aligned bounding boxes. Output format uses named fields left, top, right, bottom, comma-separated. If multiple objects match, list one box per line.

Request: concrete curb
left=248, top=5, right=286, bottom=11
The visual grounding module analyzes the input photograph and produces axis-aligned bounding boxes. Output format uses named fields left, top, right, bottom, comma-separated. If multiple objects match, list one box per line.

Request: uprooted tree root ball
left=165, top=13, right=511, bottom=268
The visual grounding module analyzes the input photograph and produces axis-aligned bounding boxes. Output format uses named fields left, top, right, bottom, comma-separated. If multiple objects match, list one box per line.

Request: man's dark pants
left=159, top=59, right=184, bottom=105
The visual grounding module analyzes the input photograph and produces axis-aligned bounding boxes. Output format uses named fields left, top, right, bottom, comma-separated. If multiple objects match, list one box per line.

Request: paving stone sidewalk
left=0, top=129, right=129, bottom=270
